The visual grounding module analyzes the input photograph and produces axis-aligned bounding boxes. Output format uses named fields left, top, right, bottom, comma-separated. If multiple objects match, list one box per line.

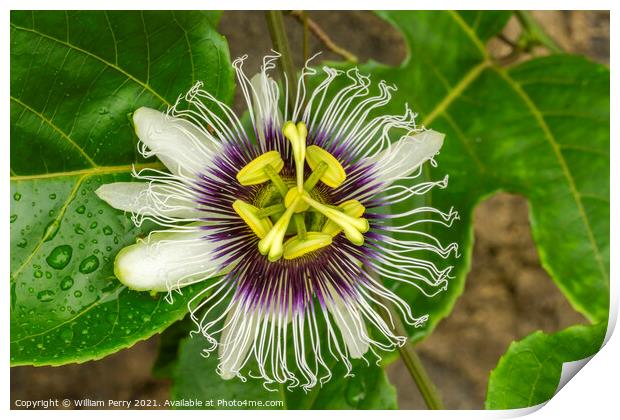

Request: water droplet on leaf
left=79, top=255, right=100, bottom=274
left=13, top=192, right=22, bottom=201
left=60, top=276, right=74, bottom=291
left=46, top=245, right=73, bottom=269
left=60, top=327, right=74, bottom=343
left=103, top=226, right=113, bottom=235
left=75, top=205, right=86, bottom=214
left=43, top=220, right=61, bottom=242
left=37, top=290, right=55, bottom=302
left=10, top=214, right=17, bottom=223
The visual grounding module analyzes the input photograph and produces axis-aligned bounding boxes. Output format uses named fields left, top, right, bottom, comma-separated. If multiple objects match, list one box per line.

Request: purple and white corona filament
left=96, top=54, right=459, bottom=390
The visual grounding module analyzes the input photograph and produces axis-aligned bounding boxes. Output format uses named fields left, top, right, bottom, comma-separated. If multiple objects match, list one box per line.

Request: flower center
left=232, top=121, right=369, bottom=262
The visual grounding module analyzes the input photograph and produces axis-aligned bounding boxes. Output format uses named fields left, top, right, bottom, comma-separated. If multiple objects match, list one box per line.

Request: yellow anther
left=258, top=197, right=299, bottom=262
left=283, top=232, right=332, bottom=260
left=322, top=200, right=366, bottom=236
left=236, top=151, right=284, bottom=186
left=284, top=188, right=310, bottom=213
left=232, top=200, right=273, bottom=239
left=302, top=195, right=368, bottom=246
left=305, top=145, right=346, bottom=188
left=283, top=121, right=308, bottom=192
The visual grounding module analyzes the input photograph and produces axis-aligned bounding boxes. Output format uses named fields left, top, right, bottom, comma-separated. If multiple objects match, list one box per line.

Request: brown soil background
left=10, top=11, right=610, bottom=409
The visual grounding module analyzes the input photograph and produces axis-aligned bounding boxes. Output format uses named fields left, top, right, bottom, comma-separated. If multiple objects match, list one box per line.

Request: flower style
left=96, top=54, right=459, bottom=390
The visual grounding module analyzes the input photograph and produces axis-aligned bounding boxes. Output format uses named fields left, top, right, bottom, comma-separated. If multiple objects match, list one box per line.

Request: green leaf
left=324, top=11, right=609, bottom=341
left=10, top=10, right=234, bottom=365
left=170, top=334, right=398, bottom=409
left=152, top=317, right=193, bottom=379
left=485, top=322, right=606, bottom=409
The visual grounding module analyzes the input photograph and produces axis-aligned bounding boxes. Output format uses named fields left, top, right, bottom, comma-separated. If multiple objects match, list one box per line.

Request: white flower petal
left=327, top=295, right=369, bottom=359
left=133, top=107, right=216, bottom=178
left=218, top=303, right=259, bottom=379
left=114, top=229, right=220, bottom=292
left=250, top=73, right=282, bottom=146
left=370, top=129, right=445, bottom=185
left=95, top=182, right=202, bottom=219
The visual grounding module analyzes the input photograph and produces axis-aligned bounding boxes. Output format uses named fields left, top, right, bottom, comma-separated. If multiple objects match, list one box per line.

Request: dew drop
left=90, top=221, right=98, bottom=229
left=79, top=255, right=100, bottom=274
left=75, top=205, right=86, bottom=214
left=74, top=225, right=85, bottom=234
left=43, top=220, right=61, bottom=242
left=49, top=193, right=57, bottom=200
left=10, top=214, right=17, bottom=223
left=45, top=271, right=52, bottom=279
left=103, top=226, right=113, bottom=235
left=37, top=289, right=56, bottom=302
left=13, top=192, right=22, bottom=201
left=78, top=243, right=85, bottom=250
left=60, top=327, right=74, bottom=343
left=74, top=290, right=82, bottom=298
left=46, top=245, right=73, bottom=270
left=34, top=270, right=43, bottom=278
left=17, top=238, right=28, bottom=248
left=60, top=276, right=74, bottom=291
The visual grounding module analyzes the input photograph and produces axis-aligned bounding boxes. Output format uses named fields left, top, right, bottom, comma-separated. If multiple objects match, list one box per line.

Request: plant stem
left=299, top=10, right=310, bottom=62
left=265, top=11, right=297, bottom=114
left=515, top=11, right=563, bottom=53
left=290, top=10, right=358, bottom=63
left=380, top=295, right=444, bottom=409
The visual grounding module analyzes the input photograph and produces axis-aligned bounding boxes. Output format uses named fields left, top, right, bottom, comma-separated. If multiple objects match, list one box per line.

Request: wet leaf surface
left=10, top=10, right=234, bottom=365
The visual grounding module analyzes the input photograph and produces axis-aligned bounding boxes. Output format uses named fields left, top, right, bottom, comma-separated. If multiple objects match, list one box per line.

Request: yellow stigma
left=236, top=151, right=284, bottom=186
left=283, top=121, right=308, bottom=192
left=284, top=188, right=310, bottom=213
left=232, top=200, right=273, bottom=239
left=283, top=232, right=332, bottom=260
left=258, top=197, right=299, bottom=262
left=322, top=200, right=366, bottom=236
left=233, top=120, right=368, bottom=261
left=302, top=195, right=369, bottom=246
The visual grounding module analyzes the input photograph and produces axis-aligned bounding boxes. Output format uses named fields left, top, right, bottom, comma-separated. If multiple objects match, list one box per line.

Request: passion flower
left=96, top=54, right=458, bottom=390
